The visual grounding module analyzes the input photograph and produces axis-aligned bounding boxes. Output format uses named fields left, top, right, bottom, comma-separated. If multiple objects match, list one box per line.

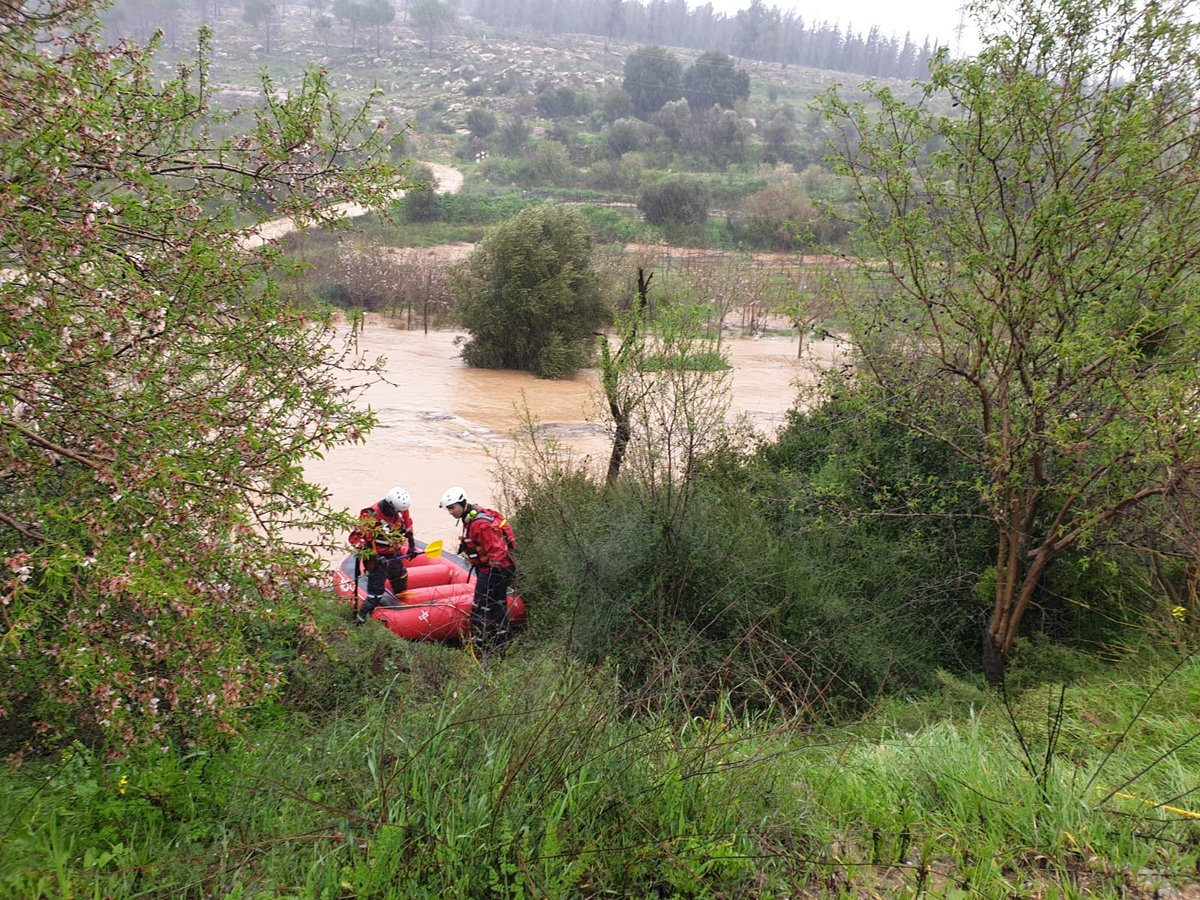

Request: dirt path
left=241, top=160, right=464, bottom=249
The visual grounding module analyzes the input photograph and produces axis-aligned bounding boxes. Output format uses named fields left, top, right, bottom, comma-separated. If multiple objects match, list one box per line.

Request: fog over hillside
left=103, top=0, right=938, bottom=80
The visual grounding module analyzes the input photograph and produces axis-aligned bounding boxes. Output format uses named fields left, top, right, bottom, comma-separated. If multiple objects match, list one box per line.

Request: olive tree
left=452, top=205, right=609, bottom=378
left=622, top=45, right=683, bottom=118
left=682, top=50, right=750, bottom=111
left=638, top=177, right=709, bottom=230
left=1, top=2, right=398, bottom=750
left=819, top=0, right=1200, bottom=682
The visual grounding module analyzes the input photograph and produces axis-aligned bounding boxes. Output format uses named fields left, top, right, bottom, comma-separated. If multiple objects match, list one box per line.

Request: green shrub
left=465, top=106, right=497, bottom=138
left=535, top=86, right=593, bottom=118
left=637, top=176, right=709, bottom=228
left=430, top=191, right=528, bottom=224
left=574, top=204, right=649, bottom=243
left=401, top=162, right=437, bottom=222
left=741, top=177, right=820, bottom=250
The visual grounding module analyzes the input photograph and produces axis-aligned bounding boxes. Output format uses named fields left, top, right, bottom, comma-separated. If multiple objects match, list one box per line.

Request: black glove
left=406, top=533, right=417, bottom=559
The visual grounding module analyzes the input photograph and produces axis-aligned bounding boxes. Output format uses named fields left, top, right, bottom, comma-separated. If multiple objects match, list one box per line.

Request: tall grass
left=2, top=632, right=1198, bottom=897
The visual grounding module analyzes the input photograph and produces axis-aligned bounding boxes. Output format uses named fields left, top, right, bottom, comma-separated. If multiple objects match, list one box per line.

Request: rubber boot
left=356, top=594, right=384, bottom=625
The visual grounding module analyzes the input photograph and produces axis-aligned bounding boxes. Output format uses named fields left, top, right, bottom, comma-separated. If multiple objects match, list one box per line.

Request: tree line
left=460, top=0, right=937, bottom=80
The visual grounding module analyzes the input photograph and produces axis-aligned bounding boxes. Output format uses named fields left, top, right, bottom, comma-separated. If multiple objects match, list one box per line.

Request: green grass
left=642, top=350, right=731, bottom=372
left=2, top=608, right=1199, bottom=897
left=354, top=216, right=489, bottom=247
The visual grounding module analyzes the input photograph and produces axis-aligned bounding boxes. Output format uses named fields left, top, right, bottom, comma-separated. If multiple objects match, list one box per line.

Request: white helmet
left=439, top=485, right=468, bottom=508
left=384, top=486, right=411, bottom=511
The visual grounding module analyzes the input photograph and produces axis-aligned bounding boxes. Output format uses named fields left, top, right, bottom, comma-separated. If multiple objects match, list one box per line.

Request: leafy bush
left=465, top=107, right=497, bottom=138
left=535, top=86, right=593, bottom=118
left=402, top=163, right=438, bottom=222
left=741, top=178, right=820, bottom=250
left=600, top=88, right=635, bottom=123
left=623, top=45, right=683, bottom=118
left=651, top=98, right=692, bottom=146
left=682, top=50, right=750, bottom=111
left=585, top=153, right=645, bottom=192
left=427, top=192, right=528, bottom=224
left=505, top=377, right=1000, bottom=713
left=574, top=204, right=650, bottom=243
left=531, top=140, right=577, bottom=186
left=479, top=154, right=538, bottom=188
left=691, top=105, right=749, bottom=167
left=638, top=176, right=710, bottom=228
left=602, top=117, right=649, bottom=157
left=498, top=115, right=531, bottom=155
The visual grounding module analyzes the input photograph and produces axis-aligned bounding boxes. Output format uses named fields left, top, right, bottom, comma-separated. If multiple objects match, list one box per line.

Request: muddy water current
left=303, top=321, right=843, bottom=557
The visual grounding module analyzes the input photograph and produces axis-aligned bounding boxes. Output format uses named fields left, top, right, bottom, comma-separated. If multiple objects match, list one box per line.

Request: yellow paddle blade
left=422, top=539, right=444, bottom=559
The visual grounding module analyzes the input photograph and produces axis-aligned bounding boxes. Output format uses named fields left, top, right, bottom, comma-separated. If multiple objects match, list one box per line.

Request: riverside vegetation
left=3, top=0, right=1200, bottom=896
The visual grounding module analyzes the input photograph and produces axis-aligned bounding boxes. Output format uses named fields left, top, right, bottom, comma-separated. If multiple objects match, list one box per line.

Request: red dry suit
left=458, top=505, right=515, bottom=572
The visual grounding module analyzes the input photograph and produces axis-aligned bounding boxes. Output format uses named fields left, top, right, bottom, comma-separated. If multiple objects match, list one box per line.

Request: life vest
left=350, top=503, right=412, bottom=556
left=459, top=505, right=515, bottom=569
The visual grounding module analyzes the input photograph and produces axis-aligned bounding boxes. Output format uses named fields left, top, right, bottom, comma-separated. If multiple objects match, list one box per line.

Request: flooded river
left=304, top=321, right=842, bottom=555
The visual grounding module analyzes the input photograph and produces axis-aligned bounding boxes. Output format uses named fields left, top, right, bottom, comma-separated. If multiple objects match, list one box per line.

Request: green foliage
left=452, top=204, right=609, bottom=377
left=601, top=117, right=647, bottom=157
left=0, top=4, right=397, bottom=751
left=584, top=152, right=645, bottom=193
left=572, top=204, right=651, bottom=244
left=692, top=104, right=749, bottom=167
left=637, top=176, right=710, bottom=229
left=401, top=162, right=437, bottom=222
left=761, top=104, right=799, bottom=163
left=497, top=115, right=530, bottom=155
left=641, top=349, right=728, bottom=372
left=682, top=50, right=750, bottom=111
left=740, top=177, right=820, bottom=250
left=464, top=106, right=497, bottom=138
left=479, top=154, right=537, bottom=188
left=535, top=86, right=593, bottom=118
left=396, top=190, right=527, bottom=226
left=4, top=636, right=1200, bottom=897
left=531, top=140, right=577, bottom=186
left=650, top=98, right=691, bottom=145
left=819, top=0, right=1200, bottom=675
left=599, top=87, right=635, bottom=123
left=622, top=45, right=683, bottom=118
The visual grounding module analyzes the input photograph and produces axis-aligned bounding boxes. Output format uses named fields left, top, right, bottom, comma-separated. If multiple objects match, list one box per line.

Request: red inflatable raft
left=332, top=542, right=526, bottom=642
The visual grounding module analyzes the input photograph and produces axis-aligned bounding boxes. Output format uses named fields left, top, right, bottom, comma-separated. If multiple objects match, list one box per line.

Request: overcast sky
left=699, top=0, right=978, bottom=50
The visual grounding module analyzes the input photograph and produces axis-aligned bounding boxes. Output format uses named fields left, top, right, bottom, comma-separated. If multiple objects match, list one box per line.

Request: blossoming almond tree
left=1, top=0, right=402, bottom=751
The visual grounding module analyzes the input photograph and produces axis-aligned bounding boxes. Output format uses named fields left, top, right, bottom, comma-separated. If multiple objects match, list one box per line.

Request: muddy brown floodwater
left=303, top=320, right=844, bottom=559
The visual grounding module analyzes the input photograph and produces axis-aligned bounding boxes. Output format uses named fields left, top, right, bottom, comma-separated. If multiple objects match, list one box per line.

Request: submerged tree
left=452, top=205, right=609, bottom=378
left=0, top=0, right=399, bottom=750
left=820, top=0, right=1200, bottom=682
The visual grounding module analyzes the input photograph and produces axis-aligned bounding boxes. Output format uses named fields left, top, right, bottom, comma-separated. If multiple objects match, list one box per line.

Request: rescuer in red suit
left=439, top=486, right=516, bottom=653
left=350, top=486, right=416, bottom=624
